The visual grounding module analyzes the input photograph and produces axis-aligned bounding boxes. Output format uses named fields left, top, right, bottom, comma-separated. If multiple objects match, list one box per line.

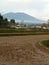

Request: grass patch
left=0, top=28, right=49, bottom=36
left=39, top=40, right=49, bottom=49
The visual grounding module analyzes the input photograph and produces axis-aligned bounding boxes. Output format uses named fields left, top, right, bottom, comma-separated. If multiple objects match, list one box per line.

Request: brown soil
left=0, top=35, right=49, bottom=65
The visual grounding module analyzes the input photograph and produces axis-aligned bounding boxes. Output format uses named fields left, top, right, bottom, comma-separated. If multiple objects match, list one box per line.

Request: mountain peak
left=3, top=12, right=36, bottom=20
left=3, top=12, right=46, bottom=24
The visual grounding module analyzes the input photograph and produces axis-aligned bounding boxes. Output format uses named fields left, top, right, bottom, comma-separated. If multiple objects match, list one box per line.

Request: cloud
left=0, top=0, right=49, bottom=20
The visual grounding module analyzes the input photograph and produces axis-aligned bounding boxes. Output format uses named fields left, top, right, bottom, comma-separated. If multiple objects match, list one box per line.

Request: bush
left=39, top=40, right=49, bottom=48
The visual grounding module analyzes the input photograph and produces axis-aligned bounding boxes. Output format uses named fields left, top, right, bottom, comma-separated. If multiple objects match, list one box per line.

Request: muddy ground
left=0, top=35, right=49, bottom=65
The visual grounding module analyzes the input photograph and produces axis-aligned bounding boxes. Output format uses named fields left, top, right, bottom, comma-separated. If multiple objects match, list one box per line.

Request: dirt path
left=0, top=35, right=49, bottom=65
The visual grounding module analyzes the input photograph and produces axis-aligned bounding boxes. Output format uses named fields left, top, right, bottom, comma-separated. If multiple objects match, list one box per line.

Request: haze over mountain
left=3, top=12, right=46, bottom=24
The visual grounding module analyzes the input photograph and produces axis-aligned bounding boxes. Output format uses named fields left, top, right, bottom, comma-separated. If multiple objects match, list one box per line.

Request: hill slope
left=3, top=12, right=46, bottom=24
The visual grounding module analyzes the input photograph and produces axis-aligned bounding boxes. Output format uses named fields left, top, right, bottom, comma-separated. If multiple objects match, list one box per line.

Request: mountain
left=3, top=12, right=46, bottom=24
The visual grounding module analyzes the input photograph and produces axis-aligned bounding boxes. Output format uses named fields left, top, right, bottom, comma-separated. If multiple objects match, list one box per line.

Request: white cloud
left=0, top=0, right=49, bottom=20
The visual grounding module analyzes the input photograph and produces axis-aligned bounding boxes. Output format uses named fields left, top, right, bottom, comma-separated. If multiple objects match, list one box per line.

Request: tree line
left=0, top=14, right=15, bottom=27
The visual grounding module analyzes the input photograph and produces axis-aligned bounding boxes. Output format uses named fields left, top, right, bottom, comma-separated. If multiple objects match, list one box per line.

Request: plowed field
left=0, top=35, right=49, bottom=65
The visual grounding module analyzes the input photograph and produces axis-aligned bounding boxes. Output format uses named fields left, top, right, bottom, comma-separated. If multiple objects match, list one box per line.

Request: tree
left=0, top=14, right=9, bottom=27
left=0, top=14, right=3, bottom=20
left=10, top=19, right=15, bottom=24
left=4, top=18, right=9, bottom=27
left=4, top=18, right=8, bottom=22
left=0, top=14, right=4, bottom=26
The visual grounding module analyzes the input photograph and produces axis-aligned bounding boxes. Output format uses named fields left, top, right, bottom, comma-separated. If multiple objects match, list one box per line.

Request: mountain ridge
left=3, top=12, right=46, bottom=24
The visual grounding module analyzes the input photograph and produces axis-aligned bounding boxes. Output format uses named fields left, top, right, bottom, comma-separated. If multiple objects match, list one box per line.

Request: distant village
left=9, top=20, right=49, bottom=30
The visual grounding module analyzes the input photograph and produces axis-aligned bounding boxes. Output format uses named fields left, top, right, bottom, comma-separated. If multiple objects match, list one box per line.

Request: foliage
left=39, top=40, right=49, bottom=48
left=10, top=19, right=15, bottom=24
left=0, top=14, right=9, bottom=27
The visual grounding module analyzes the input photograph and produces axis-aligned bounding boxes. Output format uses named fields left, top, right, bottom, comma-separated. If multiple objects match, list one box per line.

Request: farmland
left=0, top=35, right=49, bottom=65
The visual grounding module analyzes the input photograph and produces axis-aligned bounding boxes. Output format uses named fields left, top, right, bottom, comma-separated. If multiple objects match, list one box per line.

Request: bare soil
left=0, top=35, right=49, bottom=65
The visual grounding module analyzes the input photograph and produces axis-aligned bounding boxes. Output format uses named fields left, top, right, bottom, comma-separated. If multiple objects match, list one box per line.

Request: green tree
left=0, top=14, right=9, bottom=27
left=0, top=14, right=3, bottom=20
left=4, top=18, right=9, bottom=27
left=10, top=19, right=15, bottom=24
left=4, top=18, right=8, bottom=22
left=0, top=14, right=4, bottom=26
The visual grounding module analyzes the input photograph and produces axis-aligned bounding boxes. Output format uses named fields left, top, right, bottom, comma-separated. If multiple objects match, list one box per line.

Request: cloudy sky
left=0, top=0, right=49, bottom=20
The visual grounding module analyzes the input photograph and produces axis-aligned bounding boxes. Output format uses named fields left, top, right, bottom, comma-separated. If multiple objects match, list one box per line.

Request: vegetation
left=10, top=19, right=15, bottom=24
left=39, top=40, right=49, bottom=49
left=0, top=14, right=8, bottom=27
left=0, top=14, right=49, bottom=36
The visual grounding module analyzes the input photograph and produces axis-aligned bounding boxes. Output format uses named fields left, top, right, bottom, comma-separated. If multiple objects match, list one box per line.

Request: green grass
left=39, top=40, right=49, bottom=49
left=0, top=27, right=49, bottom=36
left=0, top=31, right=49, bottom=36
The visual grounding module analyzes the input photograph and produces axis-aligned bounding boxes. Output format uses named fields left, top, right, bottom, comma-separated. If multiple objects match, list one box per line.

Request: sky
left=0, top=0, right=49, bottom=20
